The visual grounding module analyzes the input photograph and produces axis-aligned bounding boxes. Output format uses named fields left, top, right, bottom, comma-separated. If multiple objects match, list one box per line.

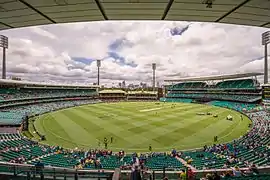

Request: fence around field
left=1, top=161, right=270, bottom=180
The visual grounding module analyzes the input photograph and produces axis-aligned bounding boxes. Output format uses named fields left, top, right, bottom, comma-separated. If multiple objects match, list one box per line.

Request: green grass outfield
left=32, top=102, right=250, bottom=152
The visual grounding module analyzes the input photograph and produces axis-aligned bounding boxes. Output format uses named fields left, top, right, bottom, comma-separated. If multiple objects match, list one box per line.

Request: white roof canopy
left=164, top=72, right=263, bottom=82
left=0, top=79, right=99, bottom=88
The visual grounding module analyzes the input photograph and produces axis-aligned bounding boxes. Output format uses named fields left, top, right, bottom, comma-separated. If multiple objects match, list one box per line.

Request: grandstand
left=98, top=89, right=159, bottom=101
left=0, top=79, right=98, bottom=126
left=1, top=75, right=270, bottom=179
left=1, top=0, right=269, bottom=177
left=127, top=91, right=158, bottom=101
left=262, top=84, right=270, bottom=108
left=99, top=89, right=127, bottom=101
left=163, top=73, right=262, bottom=106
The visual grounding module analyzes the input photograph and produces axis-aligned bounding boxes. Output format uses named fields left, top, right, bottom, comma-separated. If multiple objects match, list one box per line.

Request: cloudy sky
left=0, top=21, right=269, bottom=86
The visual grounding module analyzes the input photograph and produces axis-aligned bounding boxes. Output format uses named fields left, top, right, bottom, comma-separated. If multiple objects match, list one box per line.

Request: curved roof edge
left=99, top=89, right=126, bottom=94
left=0, top=79, right=98, bottom=88
left=164, top=72, right=263, bottom=82
left=0, top=0, right=269, bottom=31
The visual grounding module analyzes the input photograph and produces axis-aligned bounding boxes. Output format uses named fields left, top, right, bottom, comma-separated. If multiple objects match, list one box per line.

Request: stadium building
left=0, top=79, right=98, bottom=127
left=163, top=73, right=263, bottom=109
left=1, top=74, right=270, bottom=179
left=127, top=91, right=158, bottom=101
left=99, top=89, right=127, bottom=101
left=1, top=0, right=270, bottom=179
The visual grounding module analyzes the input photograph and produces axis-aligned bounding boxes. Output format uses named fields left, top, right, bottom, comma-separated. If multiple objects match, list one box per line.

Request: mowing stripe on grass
left=33, top=102, right=250, bottom=152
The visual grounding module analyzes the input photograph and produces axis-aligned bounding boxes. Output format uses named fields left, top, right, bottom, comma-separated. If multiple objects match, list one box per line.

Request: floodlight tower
left=152, top=63, right=156, bottom=90
left=0, top=35, right=8, bottom=79
left=97, top=60, right=101, bottom=85
left=262, top=31, right=270, bottom=84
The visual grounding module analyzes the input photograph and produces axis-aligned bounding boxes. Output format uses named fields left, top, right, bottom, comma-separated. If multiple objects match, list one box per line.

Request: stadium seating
left=30, top=153, right=79, bottom=168
left=145, top=154, right=183, bottom=170
left=0, top=88, right=97, bottom=102
left=0, top=112, right=22, bottom=125
left=166, top=93, right=260, bottom=102
left=165, top=78, right=260, bottom=104
left=0, top=105, right=270, bottom=180
left=182, top=151, right=227, bottom=169
left=168, top=79, right=256, bottom=90
left=0, top=78, right=267, bottom=179
left=160, top=98, right=193, bottom=103
left=209, top=101, right=257, bottom=112
left=180, top=110, right=270, bottom=170
left=0, top=132, right=184, bottom=170
left=168, top=82, right=207, bottom=90
left=0, top=100, right=100, bottom=125
left=216, top=79, right=255, bottom=89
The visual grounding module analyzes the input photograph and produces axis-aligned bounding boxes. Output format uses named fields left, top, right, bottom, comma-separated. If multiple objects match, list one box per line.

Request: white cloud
left=31, top=27, right=57, bottom=40
left=0, top=21, right=269, bottom=86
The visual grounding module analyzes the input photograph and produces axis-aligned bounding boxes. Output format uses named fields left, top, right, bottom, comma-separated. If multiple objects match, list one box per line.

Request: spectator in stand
left=212, top=172, right=220, bottom=180
left=231, top=166, right=241, bottom=177
left=187, top=167, right=196, bottom=180
left=130, top=165, right=142, bottom=180
left=179, top=169, right=187, bottom=180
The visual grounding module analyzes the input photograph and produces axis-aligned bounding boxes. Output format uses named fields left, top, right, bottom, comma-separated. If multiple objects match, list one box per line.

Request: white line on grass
left=35, top=103, right=249, bottom=152
left=139, top=107, right=162, bottom=112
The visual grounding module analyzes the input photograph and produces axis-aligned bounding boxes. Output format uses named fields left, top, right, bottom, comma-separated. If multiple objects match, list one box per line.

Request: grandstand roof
left=0, top=0, right=269, bottom=31
left=262, top=83, right=270, bottom=87
left=0, top=79, right=98, bottom=88
left=99, top=89, right=126, bottom=94
left=128, top=91, right=157, bottom=95
left=164, top=72, right=263, bottom=82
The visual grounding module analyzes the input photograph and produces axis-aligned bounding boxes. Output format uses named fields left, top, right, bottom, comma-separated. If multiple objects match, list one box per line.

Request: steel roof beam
left=94, top=0, right=108, bottom=20
left=0, top=21, right=13, bottom=28
left=215, top=0, right=251, bottom=22
left=260, top=22, right=269, bottom=27
left=161, top=0, right=174, bottom=20
left=18, top=0, right=56, bottom=23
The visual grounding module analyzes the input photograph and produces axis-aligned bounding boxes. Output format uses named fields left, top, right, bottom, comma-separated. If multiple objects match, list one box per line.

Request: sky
left=0, top=21, right=269, bottom=86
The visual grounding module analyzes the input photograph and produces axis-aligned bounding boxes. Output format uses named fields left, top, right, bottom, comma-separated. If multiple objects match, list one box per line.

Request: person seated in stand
left=231, top=166, right=242, bottom=177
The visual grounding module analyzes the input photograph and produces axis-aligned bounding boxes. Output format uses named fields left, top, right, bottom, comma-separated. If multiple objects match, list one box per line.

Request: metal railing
left=1, top=161, right=270, bottom=180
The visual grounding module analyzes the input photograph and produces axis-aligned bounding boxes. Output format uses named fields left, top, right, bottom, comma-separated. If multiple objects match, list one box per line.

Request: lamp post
left=152, top=63, right=156, bottom=90
left=262, top=31, right=270, bottom=84
left=97, top=60, right=101, bottom=85
left=0, top=35, right=8, bottom=79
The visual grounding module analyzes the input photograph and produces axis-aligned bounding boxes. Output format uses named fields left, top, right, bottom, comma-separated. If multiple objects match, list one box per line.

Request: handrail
left=1, top=161, right=270, bottom=174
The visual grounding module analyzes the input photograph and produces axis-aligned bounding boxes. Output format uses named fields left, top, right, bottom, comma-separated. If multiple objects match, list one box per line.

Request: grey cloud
left=1, top=21, right=268, bottom=86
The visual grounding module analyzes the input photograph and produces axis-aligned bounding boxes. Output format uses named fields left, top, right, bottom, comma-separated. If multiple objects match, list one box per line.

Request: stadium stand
left=99, top=89, right=127, bottom=101
left=180, top=109, right=270, bottom=170
left=167, top=82, right=207, bottom=90
left=262, top=84, right=270, bottom=110
left=0, top=80, right=98, bottom=126
left=0, top=88, right=96, bottom=102
left=127, top=91, right=158, bottom=101
left=99, top=89, right=159, bottom=101
left=216, top=79, right=256, bottom=89
left=1, top=75, right=270, bottom=179
left=209, top=101, right=257, bottom=112
left=164, top=74, right=262, bottom=104
left=0, top=100, right=99, bottom=125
